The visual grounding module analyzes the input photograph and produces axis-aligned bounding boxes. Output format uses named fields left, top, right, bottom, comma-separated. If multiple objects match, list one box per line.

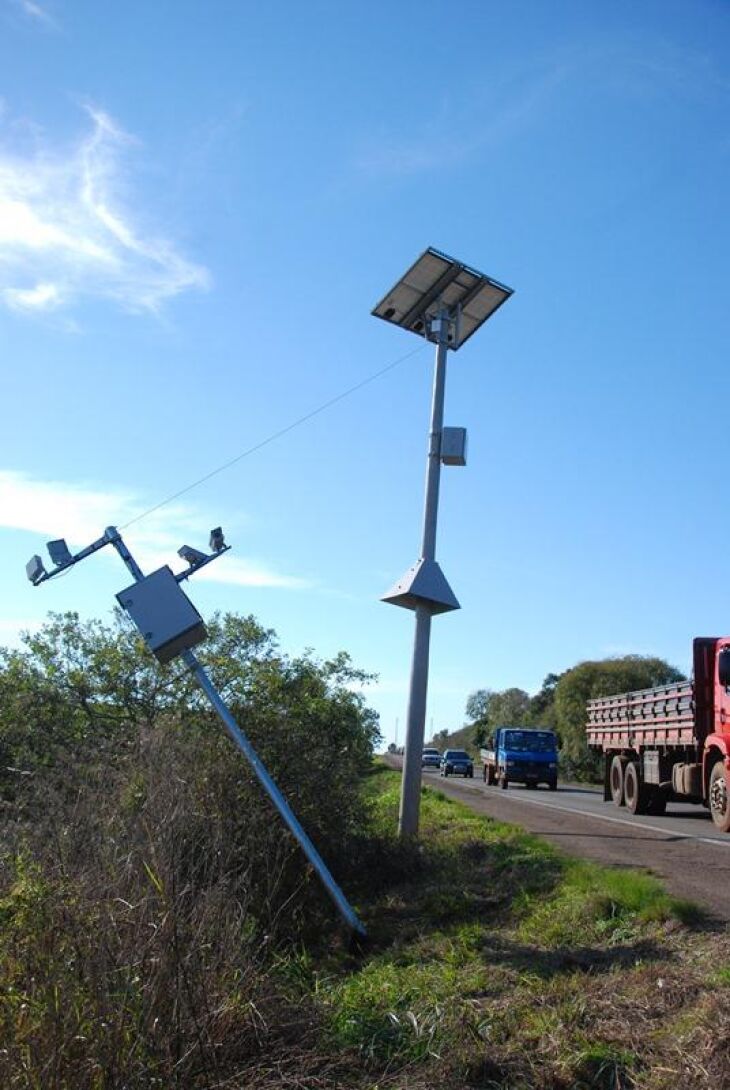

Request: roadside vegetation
left=312, top=768, right=730, bottom=1089
left=1, top=615, right=728, bottom=1088
left=0, top=611, right=379, bottom=1088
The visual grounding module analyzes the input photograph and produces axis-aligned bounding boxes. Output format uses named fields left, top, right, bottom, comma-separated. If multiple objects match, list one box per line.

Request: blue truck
left=480, top=727, right=559, bottom=790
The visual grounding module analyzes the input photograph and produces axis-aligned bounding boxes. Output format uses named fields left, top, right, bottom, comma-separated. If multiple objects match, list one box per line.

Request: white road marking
left=434, top=780, right=730, bottom=849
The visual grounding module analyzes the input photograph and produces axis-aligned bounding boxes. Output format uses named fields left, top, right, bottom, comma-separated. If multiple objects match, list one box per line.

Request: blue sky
left=1, top=0, right=729, bottom=747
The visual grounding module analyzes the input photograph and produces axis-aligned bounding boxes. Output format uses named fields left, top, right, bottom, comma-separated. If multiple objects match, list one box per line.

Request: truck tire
left=610, top=756, right=626, bottom=807
left=549, top=777, right=558, bottom=792
left=624, top=761, right=650, bottom=815
left=709, top=761, right=730, bottom=833
left=487, top=766, right=496, bottom=786
left=500, top=773, right=508, bottom=790
left=482, top=764, right=487, bottom=782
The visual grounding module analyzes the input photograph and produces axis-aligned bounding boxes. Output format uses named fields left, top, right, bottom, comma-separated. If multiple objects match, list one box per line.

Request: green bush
left=0, top=611, right=380, bottom=1088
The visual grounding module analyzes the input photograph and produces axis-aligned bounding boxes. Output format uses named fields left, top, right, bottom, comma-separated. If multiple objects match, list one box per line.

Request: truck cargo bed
left=586, top=681, right=696, bottom=749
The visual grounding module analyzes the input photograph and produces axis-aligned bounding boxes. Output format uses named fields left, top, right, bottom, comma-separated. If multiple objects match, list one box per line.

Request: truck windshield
left=503, top=731, right=555, bottom=753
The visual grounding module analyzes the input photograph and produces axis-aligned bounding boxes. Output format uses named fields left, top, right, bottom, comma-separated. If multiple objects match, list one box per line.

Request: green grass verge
left=313, top=768, right=716, bottom=1089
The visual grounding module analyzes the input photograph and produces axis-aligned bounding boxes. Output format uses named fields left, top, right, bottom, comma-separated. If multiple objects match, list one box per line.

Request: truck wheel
left=549, top=778, right=558, bottom=792
left=500, top=774, right=508, bottom=790
left=624, top=761, right=649, bottom=815
left=487, top=766, right=496, bottom=786
left=709, top=761, right=730, bottom=832
left=482, top=764, right=487, bottom=783
left=610, top=756, right=626, bottom=807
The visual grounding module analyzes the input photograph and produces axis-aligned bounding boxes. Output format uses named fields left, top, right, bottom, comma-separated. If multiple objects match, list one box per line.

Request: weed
left=516, top=859, right=695, bottom=948
left=708, top=964, right=730, bottom=987
left=571, top=1041, right=639, bottom=1089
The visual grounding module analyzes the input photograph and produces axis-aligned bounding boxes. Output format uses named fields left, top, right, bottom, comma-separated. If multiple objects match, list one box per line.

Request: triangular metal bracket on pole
left=381, top=558, right=460, bottom=615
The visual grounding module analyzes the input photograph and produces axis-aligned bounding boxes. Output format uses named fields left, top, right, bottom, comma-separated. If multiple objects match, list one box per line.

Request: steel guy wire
left=120, top=341, right=426, bottom=531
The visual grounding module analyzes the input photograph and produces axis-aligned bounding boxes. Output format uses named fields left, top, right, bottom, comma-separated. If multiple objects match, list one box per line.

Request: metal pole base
left=398, top=605, right=432, bottom=838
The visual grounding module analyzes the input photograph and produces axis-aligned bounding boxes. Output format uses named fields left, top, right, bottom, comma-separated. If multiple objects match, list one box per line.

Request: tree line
left=461, top=654, right=685, bottom=778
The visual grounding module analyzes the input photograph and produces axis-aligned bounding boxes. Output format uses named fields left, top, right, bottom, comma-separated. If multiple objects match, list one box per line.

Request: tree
left=465, top=689, right=493, bottom=725
left=464, top=686, right=531, bottom=748
left=489, top=688, right=531, bottom=728
left=464, top=689, right=493, bottom=748
left=554, top=655, right=685, bottom=779
left=526, top=673, right=561, bottom=731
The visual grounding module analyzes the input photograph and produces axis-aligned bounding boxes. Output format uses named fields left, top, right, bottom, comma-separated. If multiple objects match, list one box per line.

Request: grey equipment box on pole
left=117, top=566, right=207, bottom=663
left=440, top=427, right=468, bottom=466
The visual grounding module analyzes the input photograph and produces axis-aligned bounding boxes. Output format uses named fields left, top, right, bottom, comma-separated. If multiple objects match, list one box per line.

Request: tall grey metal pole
left=398, top=314, right=450, bottom=837
left=375, top=249, right=512, bottom=839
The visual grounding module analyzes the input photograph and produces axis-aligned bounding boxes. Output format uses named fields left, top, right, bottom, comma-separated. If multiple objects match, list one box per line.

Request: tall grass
left=0, top=723, right=376, bottom=1088
left=318, top=770, right=706, bottom=1088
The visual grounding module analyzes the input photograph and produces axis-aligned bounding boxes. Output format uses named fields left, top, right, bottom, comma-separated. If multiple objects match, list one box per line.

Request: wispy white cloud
left=0, top=105, right=209, bottom=315
left=4, top=280, right=63, bottom=310
left=194, top=555, right=308, bottom=590
left=0, top=470, right=309, bottom=590
left=351, top=66, right=567, bottom=180
left=13, top=0, right=57, bottom=29
left=352, top=35, right=727, bottom=183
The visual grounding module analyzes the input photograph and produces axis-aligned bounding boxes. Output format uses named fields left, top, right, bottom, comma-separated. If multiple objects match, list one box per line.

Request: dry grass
left=314, top=771, right=730, bottom=1090
left=3, top=755, right=730, bottom=1090
left=0, top=722, right=375, bottom=1089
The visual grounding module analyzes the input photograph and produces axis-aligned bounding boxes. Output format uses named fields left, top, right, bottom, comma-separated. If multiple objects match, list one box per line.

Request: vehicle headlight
left=506, top=761, right=516, bottom=768
left=549, top=762, right=557, bottom=769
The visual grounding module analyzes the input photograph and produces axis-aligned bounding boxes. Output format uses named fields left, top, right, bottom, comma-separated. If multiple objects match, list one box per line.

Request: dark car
left=422, top=748, right=441, bottom=770
left=440, top=749, right=474, bottom=778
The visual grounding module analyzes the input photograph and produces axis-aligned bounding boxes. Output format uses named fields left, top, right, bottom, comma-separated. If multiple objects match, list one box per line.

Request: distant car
left=422, top=748, right=441, bottom=770
left=440, top=749, right=474, bottom=778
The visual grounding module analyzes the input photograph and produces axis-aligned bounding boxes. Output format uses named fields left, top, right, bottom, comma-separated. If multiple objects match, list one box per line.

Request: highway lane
left=431, top=773, right=730, bottom=847
left=385, top=757, right=730, bottom=920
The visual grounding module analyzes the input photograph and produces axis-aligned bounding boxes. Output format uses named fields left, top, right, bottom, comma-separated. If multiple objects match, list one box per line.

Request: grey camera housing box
left=116, top=566, right=207, bottom=664
left=26, top=554, right=46, bottom=584
left=440, top=427, right=467, bottom=466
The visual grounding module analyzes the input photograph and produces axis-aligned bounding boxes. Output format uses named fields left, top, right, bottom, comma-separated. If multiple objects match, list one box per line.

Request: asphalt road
left=385, top=757, right=730, bottom=921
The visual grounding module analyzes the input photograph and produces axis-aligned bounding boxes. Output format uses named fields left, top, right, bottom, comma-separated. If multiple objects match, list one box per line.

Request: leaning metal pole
left=398, top=314, right=450, bottom=838
left=105, top=534, right=367, bottom=938
left=183, top=650, right=367, bottom=936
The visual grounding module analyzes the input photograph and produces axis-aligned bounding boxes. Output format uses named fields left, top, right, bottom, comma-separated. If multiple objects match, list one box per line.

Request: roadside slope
left=318, top=766, right=730, bottom=1090
left=386, top=757, right=730, bottom=921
